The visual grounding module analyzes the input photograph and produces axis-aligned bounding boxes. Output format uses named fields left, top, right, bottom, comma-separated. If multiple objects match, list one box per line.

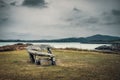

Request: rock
left=0, top=43, right=27, bottom=51
left=95, top=45, right=112, bottom=50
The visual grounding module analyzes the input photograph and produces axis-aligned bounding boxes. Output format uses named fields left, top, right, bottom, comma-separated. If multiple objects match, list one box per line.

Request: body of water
left=0, top=42, right=111, bottom=50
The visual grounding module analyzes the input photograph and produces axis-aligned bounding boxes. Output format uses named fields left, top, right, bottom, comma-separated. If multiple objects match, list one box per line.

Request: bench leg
left=29, top=53, right=35, bottom=63
left=51, top=57, right=56, bottom=65
left=35, top=59, right=41, bottom=65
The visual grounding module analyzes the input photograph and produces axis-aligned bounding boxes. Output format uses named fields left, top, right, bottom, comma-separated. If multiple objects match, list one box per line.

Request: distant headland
left=0, top=34, right=120, bottom=44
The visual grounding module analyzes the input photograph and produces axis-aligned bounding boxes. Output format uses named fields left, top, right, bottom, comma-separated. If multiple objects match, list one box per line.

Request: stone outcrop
left=0, top=43, right=29, bottom=51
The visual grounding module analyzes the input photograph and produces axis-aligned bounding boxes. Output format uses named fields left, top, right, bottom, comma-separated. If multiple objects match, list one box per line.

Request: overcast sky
left=0, top=0, right=120, bottom=40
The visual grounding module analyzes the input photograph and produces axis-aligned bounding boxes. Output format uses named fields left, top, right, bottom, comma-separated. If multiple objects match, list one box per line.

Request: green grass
left=0, top=49, right=120, bottom=80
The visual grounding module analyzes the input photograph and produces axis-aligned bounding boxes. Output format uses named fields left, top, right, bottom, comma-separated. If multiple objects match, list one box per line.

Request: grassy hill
left=0, top=49, right=120, bottom=80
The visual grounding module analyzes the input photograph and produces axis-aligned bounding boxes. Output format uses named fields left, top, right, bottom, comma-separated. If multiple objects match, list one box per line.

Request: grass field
left=0, top=49, right=120, bottom=80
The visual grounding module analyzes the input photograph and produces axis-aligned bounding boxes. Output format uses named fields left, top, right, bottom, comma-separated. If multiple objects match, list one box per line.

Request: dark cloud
left=68, top=8, right=120, bottom=27
left=112, top=9, right=120, bottom=16
left=0, top=0, right=10, bottom=27
left=102, top=9, right=120, bottom=25
left=65, top=8, right=99, bottom=27
left=73, top=7, right=81, bottom=12
left=22, top=0, right=46, bottom=7
left=84, top=10, right=120, bottom=26
left=0, top=0, right=6, bottom=8
left=10, top=1, right=16, bottom=6
left=0, top=18, right=8, bottom=24
left=0, top=0, right=5, bottom=4
left=64, top=8, right=85, bottom=25
left=62, top=7, right=120, bottom=37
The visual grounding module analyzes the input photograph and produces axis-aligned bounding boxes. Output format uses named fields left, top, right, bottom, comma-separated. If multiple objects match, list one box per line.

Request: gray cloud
left=82, top=17, right=99, bottom=24
left=64, top=8, right=99, bottom=27
left=63, top=8, right=85, bottom=26
left=0, top=0, right=120, bottom=39
left=0, top=0, right=7, bottom=8
left=65, top=8, right=120, bottom=27
left=73, top=7, right=81, bottom=12
left=0, top=0, right=5, bottom=8
left=0, top=0, right=10, bottom=26
left=10, top=1, right=16, bottom=6
left=101, top=9, right=120, bottom=25
left=0, top=18, right=8, bottom=24
left=22, top=0, right=46, bottom=7
left=112, top=9, right=120, bottom=16
left=0, top=32, right=33, bottom=39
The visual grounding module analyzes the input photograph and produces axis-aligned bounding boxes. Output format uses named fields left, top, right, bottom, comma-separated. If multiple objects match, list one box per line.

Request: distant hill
left=0, top=34, right=120, bottom=43
left=86, top=34, right=120, bottom=41
left=47, top=34, right=120, bottom=43
left=84, top=34, right=120, bottom=43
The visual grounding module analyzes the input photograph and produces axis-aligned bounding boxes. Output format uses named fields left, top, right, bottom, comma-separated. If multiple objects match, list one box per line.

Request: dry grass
left=0, top=49, right=120, bottom=80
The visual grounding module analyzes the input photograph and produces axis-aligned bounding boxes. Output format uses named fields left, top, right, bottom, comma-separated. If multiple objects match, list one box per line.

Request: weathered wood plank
left=26, top=45, right=56, bottom=65
left=27, top=49, right=54, bottom=57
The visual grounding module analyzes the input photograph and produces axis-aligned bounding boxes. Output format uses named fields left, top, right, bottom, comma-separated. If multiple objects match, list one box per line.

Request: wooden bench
left=26, top=45, right=56, bottom=65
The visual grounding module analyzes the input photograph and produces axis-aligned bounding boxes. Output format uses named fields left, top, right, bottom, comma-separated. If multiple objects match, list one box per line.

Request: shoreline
left=0, top=42, right=111, bottom=50
left=0, top=43, right=119, bottom=54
